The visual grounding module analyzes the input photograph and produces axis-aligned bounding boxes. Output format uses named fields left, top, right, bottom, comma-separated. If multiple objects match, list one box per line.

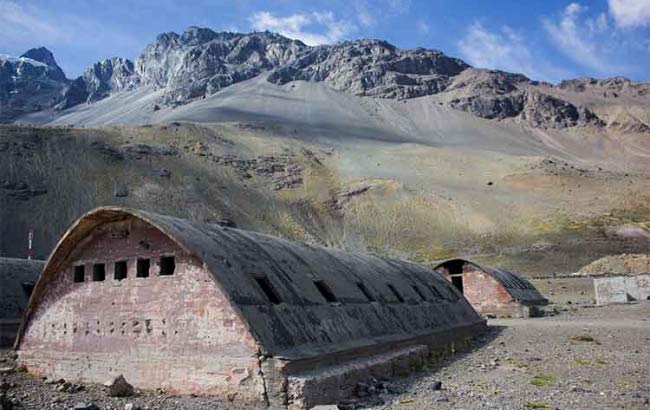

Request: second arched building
left=433, top=258, right=548, bottom=318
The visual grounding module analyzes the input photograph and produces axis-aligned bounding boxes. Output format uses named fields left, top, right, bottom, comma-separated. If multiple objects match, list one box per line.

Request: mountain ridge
left=2, top=27, right=649, bottom=132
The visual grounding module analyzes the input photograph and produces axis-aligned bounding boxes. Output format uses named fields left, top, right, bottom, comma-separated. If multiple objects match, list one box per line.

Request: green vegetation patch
left=530, top=373, right=557, bottom=387
left=570, top=335, right=601, bottom=344
left=525, top=402, right=551, bottom=410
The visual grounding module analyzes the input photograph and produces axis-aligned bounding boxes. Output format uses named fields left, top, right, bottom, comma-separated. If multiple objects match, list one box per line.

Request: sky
left=1, top=0, right=649, bottom=83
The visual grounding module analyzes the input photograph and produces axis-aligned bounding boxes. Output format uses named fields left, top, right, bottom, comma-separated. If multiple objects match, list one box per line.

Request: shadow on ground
left=352, top=324, right=506, bottom=408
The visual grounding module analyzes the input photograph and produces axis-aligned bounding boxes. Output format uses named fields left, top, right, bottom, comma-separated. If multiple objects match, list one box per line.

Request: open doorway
left=451, top=275, right=464, bottom=294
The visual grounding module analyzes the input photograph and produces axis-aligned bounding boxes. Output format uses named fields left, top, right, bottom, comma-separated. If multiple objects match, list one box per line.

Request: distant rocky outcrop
left=134, top=27, right=306, bottom=104
left=557, top=76, right=650, bottom=97
left=0, top=47, right=69, bottom=121
left=445, top=69, right=603, bottom=128
left=267, top=39, right=469, bottom=99
left=57, top=57, right=138, bottom=109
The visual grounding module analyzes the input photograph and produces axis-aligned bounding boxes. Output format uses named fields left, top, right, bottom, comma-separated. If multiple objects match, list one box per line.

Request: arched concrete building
left=16, top=207, right=485, bottom=409
left=434, top=258, right=548, bottom=318
left=0, top=257, right=44, bottom=346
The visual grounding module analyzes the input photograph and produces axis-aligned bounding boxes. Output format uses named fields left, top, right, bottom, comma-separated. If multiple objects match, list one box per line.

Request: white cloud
left=458, top=22, right=570, bottom=82
left=0, top=1, right=63, bottom=44
left=542, top=3, right=627, bottom=74
left=352, top=0, right=410, bottom=28
left=609, top=0, right=650, bottom=27
left=249, top=11, right=356, bottom=45
left=354, top=1, right=376, bottom=27
left=416, top=20, right=430, bottom=35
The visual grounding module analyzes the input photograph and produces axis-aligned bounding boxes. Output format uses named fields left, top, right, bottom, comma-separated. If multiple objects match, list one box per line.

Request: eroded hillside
left=2, top=122, right=649, bottom=275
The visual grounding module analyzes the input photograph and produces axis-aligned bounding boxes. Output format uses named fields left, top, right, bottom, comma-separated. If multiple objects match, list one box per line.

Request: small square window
left=356, top=282, right=376, bottom=302
left=429, top=284, right=444, bottom=300
left=412, top=284, right=427, bottom=302
left=314, top=280, right=338, bottom=303
left=137, top=258, right=150, bottom=278
left=114, top=261, right=127, bottom=281
left=73, top=265, right=85, bottom=283
left=159, top=256, right=175, bottom=276
left=255, top=276, right=282, bottom=304
left=92, top=263, right=105, bottom=282
left=387, top=283, right=404, bottom=303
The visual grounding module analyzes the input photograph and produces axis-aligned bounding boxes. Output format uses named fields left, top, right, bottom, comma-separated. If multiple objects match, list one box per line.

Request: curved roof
left=0, top=257, right=44, bottom=320
left=433, top=258, right=548, bottom=304
left=18, top=207, right=484, bottom=359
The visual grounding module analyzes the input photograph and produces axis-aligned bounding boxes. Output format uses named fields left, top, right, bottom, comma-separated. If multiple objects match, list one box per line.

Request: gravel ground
left=1, top=301, right=648, bottom=410
left=367, top=302, right=650, bottom=410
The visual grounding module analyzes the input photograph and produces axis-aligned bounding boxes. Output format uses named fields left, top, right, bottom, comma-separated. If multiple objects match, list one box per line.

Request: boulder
left=103, top=375, right=134, bottom=397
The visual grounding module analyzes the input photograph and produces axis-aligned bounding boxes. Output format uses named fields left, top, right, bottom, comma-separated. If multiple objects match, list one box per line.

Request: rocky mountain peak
left=56, top=56, right=138, bottom=110
left=135, top=28, right=307, bottom=104
left=21, top=47, right=57, bottom=67
left=19, top=47, right=66, bottom=81
left=267, top=38, right=470, bottom=99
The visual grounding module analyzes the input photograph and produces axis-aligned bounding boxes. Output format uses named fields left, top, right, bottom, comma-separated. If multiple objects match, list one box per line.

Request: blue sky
left=1, top=0, right=649, bottom=83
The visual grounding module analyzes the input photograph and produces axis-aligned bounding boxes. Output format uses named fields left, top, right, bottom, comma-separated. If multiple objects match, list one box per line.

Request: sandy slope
left=6, top=77, right=650, bottom=275
left=21, top=76, right=650, bottom=170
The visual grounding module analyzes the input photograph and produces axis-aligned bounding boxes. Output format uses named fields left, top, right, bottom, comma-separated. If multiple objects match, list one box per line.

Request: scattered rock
left=114, top=184, right=129, bottom=198
left=215, top=218, right=237, bottom=228
left=431, top=380, right=443, bottom=390
left=121, top=143, right=177, bottom=157
left=155, top=168, right=171, bottom=178
left=435, top=394, right=449, bottom=402
left=103, top=375, right=134, bottom=397
left=90, top=141, right=124, bottom=161
left=73, top=403, right=98, bottom=410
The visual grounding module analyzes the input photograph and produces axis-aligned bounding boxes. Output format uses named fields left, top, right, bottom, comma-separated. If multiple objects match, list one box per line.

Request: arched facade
left=16, top=207, right=486, bottom=409
left=434, top=258, right=548, bottom=318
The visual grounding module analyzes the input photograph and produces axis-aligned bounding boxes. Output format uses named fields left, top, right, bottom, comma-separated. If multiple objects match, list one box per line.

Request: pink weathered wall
left=460, top=269, right=522, bottom=317
left=439, top=266, right=524, bottom=318
left=18, top=219, right=264, bottom=403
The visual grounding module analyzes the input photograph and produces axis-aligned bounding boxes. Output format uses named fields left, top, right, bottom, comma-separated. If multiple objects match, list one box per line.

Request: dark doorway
left=451, top=275, right=464, bottom=294
left=447, top=260, right=464, bottom=275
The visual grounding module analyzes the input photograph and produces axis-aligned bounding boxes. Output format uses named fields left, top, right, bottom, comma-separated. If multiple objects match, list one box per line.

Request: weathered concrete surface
left=434, top=259, right=547, bottom=318
left=594, top=274, right=650, bottom=305
left=0, top=257, right=44, bottom=346
left=16, top=207, right=486, bottom=408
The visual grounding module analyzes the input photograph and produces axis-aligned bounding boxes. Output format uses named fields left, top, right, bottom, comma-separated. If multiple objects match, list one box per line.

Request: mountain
left=0, top=47, right=68, bottom=122
left=2, top=28, right=650, bottom=276
left=4, top=27, right=649, bottom=133
left=57, top=57, right=139, bottom=109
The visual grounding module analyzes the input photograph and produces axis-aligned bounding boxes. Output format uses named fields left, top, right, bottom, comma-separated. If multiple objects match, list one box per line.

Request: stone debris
left=73, top=403, right=99, bottom=410
left=1, top=181, right=48, bottom=201
left=103, top=375, right=134, bottom=397
left=121, top=143, right=177, bottom=157
left=113, top=184, right=129, bottom=198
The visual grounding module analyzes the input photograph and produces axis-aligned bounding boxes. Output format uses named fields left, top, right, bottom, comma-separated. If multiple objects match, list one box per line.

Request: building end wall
left=17, top=219, right=264, bottom=403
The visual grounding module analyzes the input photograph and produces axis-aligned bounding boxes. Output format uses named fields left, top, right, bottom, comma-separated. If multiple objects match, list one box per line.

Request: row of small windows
left=253, top=274, right=457, bottom=306
left=73, top=256, right=175, bottom=283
